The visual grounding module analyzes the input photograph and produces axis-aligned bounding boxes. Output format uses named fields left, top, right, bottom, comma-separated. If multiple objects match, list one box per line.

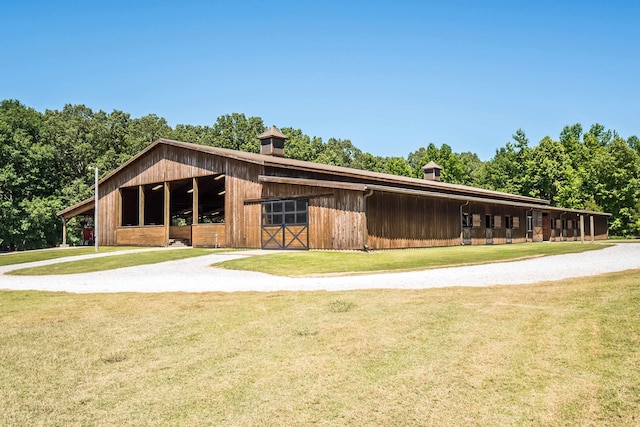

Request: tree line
left=1, top=99, right=638, bottom=251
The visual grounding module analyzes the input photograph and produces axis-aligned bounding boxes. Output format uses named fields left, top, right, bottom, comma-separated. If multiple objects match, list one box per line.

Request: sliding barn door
left=261, top=199, right=309, bottom=250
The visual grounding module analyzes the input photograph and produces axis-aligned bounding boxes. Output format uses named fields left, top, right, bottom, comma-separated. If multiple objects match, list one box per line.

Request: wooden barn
left=58, top=127, right=610, bottom=250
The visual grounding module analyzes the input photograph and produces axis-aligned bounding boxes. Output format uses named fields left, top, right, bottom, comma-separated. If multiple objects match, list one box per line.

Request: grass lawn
left=0, top=246, right=146, bottom=267
left=5, top=248, right=224, bottom=275
left=1, top=270, right=639, bottom=425
left=216, top=242, right=611, bottom=276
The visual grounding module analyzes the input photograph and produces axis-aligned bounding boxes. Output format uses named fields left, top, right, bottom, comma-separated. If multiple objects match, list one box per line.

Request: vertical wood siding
left=261, top=183, right=365, bottom=250
left=366, top=193, right=460, bottom=249
left=367, top=195, right=531, bottom=249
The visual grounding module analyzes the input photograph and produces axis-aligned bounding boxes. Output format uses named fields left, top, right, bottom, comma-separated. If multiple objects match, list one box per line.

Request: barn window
left=120, top=187, right=139, bottom=226
left=485, top=214, right=494, bottom=229
left=462, top=213, right=471, bottom=228
left=262, top=199, right=308, bottom=226
left=526, top=215, right=533, bottom=232
left=144, top=183, right=165, bottom=225
left=504, top=215, right=512, bottom=229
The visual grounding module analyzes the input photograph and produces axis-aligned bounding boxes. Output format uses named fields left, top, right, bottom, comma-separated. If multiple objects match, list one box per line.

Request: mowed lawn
left=217, top=242, right=610, bottom=276
left=1, top=270, right=639, bottom=425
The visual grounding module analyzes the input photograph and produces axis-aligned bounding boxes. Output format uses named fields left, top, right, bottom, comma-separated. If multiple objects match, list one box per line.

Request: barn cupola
left=422, top=161, right=442, bottom=181
left=258, top=126, right=287, bottom=157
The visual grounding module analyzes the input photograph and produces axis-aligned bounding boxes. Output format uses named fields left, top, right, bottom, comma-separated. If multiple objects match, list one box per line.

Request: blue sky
left=2, top=0, right=638, bottom=160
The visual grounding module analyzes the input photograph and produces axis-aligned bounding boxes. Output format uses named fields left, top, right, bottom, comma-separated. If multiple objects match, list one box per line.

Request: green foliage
left=210, top=113, right=265, bottom=152
left=407, top=143, right=470, bottom=184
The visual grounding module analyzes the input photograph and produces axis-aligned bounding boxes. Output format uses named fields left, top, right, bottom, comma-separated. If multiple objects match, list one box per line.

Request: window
left=504, top=215, right=513, bottom=229
left=462, top=213, right=472, bottom=228
left=120, top=187, right=139, bottom=226
left=262, top=199, right=308, bottom=225
left=485, top=214, right=494, bottom=229
left=526, top=215, right=533, bottom=232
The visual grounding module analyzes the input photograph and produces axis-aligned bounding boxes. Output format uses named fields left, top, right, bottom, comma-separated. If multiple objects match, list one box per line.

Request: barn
left=58, top=127, right=610, bottom=250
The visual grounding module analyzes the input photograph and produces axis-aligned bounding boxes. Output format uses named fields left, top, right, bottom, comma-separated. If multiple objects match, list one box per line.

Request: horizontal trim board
left=258, top=175, right=367, bottom=192
left=244, top=193, right=334, bottom=204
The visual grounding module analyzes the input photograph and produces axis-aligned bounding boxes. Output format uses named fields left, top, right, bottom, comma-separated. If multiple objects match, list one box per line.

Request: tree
left=407, top=143, right=468, bottom=184
left=211, top=113, right=265, bottom=152
left=0, top=100, right=61, bottom=250
left=280, top=127, right=323, bottom=162
left=380, top=156, right=412, bottom=177
left=314, top=138, right=362, bottom=168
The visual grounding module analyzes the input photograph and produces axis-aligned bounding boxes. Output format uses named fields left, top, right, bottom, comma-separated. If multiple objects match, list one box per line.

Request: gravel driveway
left=2, top=243, right=640, bottom=293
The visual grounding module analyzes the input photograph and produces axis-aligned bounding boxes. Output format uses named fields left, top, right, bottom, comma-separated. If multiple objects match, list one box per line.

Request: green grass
left=216, top=242, right=611, bottom=276
left=6, top=248, right=223, bottom=275
left=0, top=246, right=146, bottom=267
left=1, top=270, right=639, bottom=425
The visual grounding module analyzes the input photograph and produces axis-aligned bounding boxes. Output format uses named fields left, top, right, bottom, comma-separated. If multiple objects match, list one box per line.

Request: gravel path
left=2, top=243, right=640, bottom=293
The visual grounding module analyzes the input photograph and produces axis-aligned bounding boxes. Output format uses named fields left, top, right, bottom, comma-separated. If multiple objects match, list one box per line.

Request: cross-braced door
left=261, top=199, right=309, bottom=250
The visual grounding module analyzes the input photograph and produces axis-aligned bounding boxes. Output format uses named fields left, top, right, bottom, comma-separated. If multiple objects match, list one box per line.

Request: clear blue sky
left=2, top=0, right=638, bottom=160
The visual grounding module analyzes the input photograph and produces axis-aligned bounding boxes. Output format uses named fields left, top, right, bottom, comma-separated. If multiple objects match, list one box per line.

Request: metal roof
left=60, top=138, right=609, bottom=218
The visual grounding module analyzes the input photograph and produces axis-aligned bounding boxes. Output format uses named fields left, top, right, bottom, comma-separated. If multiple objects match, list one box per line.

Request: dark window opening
left=144, top=183, right=164, bottom=225
left=504, top=215, right=513, bottom=229
left=462, top=213, right=471, bottom=228
left=169, top=179, right=194, bottom=226
left=485, top=214, right=494, bottom=229
left=197, top=175, right=225, bottom=224
left=121, top=187, right=139, bottom=226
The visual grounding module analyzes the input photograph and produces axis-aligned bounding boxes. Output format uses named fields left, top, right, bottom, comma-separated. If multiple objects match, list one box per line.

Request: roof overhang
left=57, top=197, right=94, bottom=219
left=258, top=175, right=611, bottom=217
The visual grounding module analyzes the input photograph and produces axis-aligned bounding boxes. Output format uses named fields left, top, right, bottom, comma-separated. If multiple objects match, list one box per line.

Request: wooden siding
left=225, top=159, right=263, bottom=248
left=99, top=144, right=229, bottom=246
left=261, top=183, right=365, bottom=250
left=367, top=195, right=531, bottom=249
left=367, top=193, right=460, bottom=249
left=116, top=226, right=165, bottom=246
left=192, top=224, right=226, bottom=247
left=169, top=226, right=192, bottom=243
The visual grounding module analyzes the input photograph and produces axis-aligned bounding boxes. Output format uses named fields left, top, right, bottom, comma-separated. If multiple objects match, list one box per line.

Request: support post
left=61, top=218, right=69, bottom=247
left=590, top=215, right=595, bottom=242
left=192, top=177, right=199, bottom=226
left=580, top=215, right=585, bottom=243
left=164, top=182, right=170, bottom=245
left=94, top=167, right=99, bottom=252
left=139, top=185, right=145, bottom=226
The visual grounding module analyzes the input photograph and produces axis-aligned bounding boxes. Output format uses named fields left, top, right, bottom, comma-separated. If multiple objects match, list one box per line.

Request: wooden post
left=590, top=215, right=595, bottom=242
left=192, top=177, right=199, bottom=225
left=164, top=182, right=170, bottom=245
left=139, top=185, right=145, bottom=226
left=580, top=215, right=585, bottom=243
left=61, top=218, right=69, bottom=247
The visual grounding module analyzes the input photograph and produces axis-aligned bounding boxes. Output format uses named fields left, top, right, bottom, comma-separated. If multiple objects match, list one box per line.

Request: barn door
left=485, top=214, right=494, bottom=245
left=261, top=199, right=309, bottom=250
left=531, top=210, right=543, bottom=242
left=505, top=215, right=513, bottom=244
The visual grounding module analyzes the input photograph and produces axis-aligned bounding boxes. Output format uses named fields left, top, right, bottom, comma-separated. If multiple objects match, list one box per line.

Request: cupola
left=258, top=126, right=287, bottom=157
left=422, top=161, right=442, bottom=181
